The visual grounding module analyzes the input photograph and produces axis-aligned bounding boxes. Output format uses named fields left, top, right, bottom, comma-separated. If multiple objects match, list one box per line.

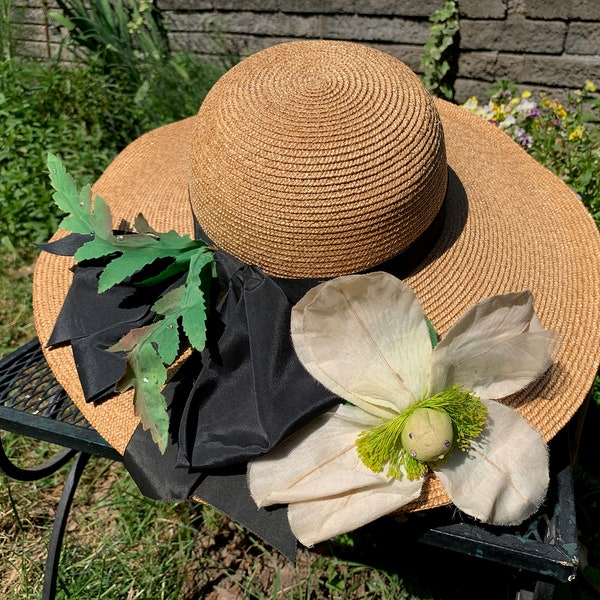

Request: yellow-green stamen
left=356, top=385, right=487, bottom=481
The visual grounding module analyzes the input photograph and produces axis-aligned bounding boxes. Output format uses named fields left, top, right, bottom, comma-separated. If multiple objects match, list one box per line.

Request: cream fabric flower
left=248, top=272, right=555, bottom=547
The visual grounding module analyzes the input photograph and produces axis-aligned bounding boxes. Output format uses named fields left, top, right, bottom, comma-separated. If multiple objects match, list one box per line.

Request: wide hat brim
left=33, top=82, right=600, bottom=513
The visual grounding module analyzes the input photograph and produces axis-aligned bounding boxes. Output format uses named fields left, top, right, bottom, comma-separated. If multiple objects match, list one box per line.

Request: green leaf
left=96, top=240, right=208, bottom=293
left=47, top=153, right=113, bottom=238
left=98, top=247, right=177, bottom=292
left=180, top=251, right=215, bottom=351
left=110, top=324, right=171, bottom=452
left=73, top=236, right=119, bottom=262
left=153, top=285, right=185, bottom=316
left=92, top=194, right=113, bottom=234
left=47, top=155, right=217, bottom=453
left=49, top=11, right=75, bottom=31
left=149, top=314, right=181, bottom=365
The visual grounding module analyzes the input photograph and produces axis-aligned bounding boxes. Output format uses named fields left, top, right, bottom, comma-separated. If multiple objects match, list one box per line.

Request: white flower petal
left=288, top=477, right=423, bottom=547
left=429, top=291, right=556, bottom=400
left=248, top=405, right=387, bottom=506
left=248, top=404, right=423, bottom=546
left=291, top=272, right=432, bottom=418
left=435, top=400, right=549, bottom=526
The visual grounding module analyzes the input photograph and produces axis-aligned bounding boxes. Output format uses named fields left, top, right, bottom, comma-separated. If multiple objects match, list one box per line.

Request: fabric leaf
left=435, top=399, right=549, bottom=525
left=47, top=153, right=111, bottom=237
left=96, top=236, right=210, bottom=293
left=179, top=250, right=216, bottom=351
left=111, top=324, right=171, bottom=452
left=48, top=154, right=212, bottom=295
left=291, top=272, right=432, bottom=419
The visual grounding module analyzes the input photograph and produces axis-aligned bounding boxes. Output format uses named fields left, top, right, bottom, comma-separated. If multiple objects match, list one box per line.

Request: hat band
left=192, top=172, right=449, bottom=296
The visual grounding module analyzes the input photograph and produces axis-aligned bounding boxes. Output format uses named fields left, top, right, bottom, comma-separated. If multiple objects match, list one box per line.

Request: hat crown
left=190, top=41, right=447, bottom=278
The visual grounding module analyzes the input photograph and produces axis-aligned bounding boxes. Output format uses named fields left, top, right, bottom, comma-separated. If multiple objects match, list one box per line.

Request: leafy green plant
left=50, top=0, right=227, bottom=129
left=0, top=58, right=148, bottom=250
left=0, top=252, right=35, bottom=356
left=51, top=0, right=169, bottom=82
left=420, top=0, right=459, bottom=101
left=133, top=51, right=225, bottom=130
left=461, top=80, right=600, bottom=226
left=0, top=53, right=223, bottom=253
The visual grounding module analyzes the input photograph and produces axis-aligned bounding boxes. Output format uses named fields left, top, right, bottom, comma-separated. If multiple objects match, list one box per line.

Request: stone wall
left=9, top=0, right=63, bottom=60
left=9, top=0, right=600, bottom=101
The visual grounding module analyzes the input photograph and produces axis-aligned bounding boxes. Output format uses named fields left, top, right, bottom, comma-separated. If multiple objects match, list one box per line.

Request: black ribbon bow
left=41, top=233, right=339, bottom=558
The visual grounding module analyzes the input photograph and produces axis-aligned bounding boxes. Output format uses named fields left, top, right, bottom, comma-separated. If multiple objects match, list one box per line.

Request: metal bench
left=0, top=339, right=120, bottom=600
left=0, top=338, right=580, bottom=600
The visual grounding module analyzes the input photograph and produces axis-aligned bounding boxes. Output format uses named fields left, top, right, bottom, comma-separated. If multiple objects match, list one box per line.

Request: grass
left=0, top=250, right=36, bottom=356
left=1, top=434, right=557, bottom=599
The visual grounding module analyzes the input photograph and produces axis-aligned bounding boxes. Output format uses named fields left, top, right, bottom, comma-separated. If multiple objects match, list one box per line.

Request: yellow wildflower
left=522, top=91, right=532, bottom=98
left=584, top=80, right=597, bottom=93
left=553, top=103, right=567, bottom=120
left=568, top=126, right=585, bottom=141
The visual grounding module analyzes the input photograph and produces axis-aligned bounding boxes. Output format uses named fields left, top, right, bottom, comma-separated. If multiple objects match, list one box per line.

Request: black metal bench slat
left=0, top=339, right=120, bottom=461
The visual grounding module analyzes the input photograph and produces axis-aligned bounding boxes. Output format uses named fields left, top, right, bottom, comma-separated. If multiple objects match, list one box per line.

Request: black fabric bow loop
left=177, top=251, right=339, bottom=469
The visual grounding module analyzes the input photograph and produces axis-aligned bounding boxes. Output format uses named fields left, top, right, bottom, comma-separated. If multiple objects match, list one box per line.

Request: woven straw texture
left=33, top=41, right=600, bottom=513
left=190, top=42, right=447, bottom=278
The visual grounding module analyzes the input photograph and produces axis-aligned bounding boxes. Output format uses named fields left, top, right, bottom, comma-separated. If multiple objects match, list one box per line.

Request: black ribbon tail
left=123, top=424, right=298, bottom=561
left=36, top=232, right=92, bottom=256
left=122, top=336, right=299, bottom=560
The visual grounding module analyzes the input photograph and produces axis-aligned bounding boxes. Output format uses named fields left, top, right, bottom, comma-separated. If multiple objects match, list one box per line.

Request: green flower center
left=356, top=385, right=487, bottom=481
left=401, top=408, right=454, bottom=462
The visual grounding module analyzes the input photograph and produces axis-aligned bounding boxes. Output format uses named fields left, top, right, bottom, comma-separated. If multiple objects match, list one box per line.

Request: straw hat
left=33, top=41, right=600, bottom=520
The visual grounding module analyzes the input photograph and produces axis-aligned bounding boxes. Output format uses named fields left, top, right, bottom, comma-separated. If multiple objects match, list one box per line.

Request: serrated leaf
left=149, top=314, right=180, bottom=365
left=111, top=325, right=170, bottom=453
left=92, top=194, right=113, bottom=233
left=47, top=153, right=114, bottom=240
left=97, top=240, right=208, bottom=293
left=110, top=323, right=156, bottom=353
left=180, top=251, right=215, bottom=351
left=47, top=153, right=82, bottom=213
left=98, top=248, right=176, bottom=292
left=152, top=285, right=185, bottom=315
left=138, top=248, right=211, bottom=288
left=73, top=236, right=120, bottom=262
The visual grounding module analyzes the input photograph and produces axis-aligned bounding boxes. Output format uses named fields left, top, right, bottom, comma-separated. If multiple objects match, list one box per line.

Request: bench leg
left=0, top=434, right=78, bottom=481
left=42, top=452, right=91, bottom=600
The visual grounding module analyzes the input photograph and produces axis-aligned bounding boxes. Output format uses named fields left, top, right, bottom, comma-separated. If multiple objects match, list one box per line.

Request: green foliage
left=461, top=81, right=600, bottom=226
left=133, top=51, right=225, bottom=131
left=0, top=51, right=223, bottom=252
left=51, top=0, right=226, bottom=130
left=420, top=0, right=459, bottom=100
left=51, top=0, right=169, bottom=82
left=0, top=58, right=146, bottom=250
left=0, top=251, right=35, bottom=357
left=47, top=154, right=216, bottom=450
